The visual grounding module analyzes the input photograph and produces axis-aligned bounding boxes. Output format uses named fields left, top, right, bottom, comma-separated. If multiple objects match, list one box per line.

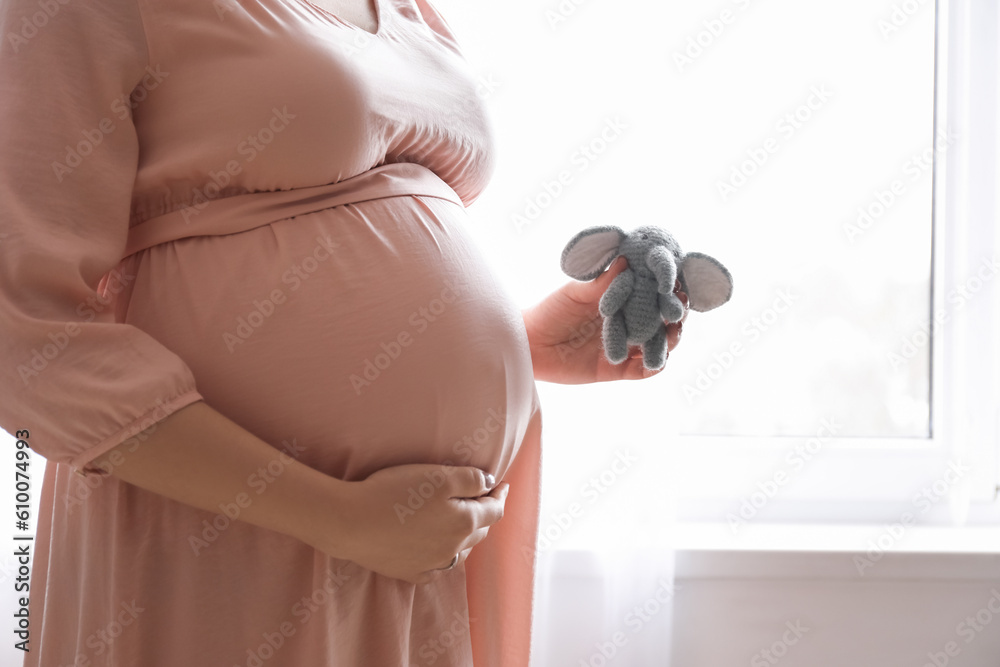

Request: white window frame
left=668, top=0, right=1000, bottom=529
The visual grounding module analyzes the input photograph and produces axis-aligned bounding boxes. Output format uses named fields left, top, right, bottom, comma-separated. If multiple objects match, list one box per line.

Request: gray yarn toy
left=560, top=225, right=734, bottom=371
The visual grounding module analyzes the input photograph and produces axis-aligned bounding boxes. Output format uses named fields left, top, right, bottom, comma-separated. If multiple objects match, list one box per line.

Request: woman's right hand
left=85, top=401, right=506, bottom=586
left=310, top=464, right=509, bottom=585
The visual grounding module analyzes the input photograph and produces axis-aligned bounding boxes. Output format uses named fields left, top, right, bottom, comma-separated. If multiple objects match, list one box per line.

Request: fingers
left=565, top=255, right=628, bottom=306
left=666, top=288, right=688, bottom=353
left=444, top=471, right=508, bottom=536
left=435, top=551, right=460, bottom=571
left=422, top=492, right=502, bottom=583
left=453, top=546, right=473, bottom=570
left=418, top=547, right=474, bottom=584
left=462, top=482, right=508, bottom=529
left=594, top=257, right=629, bottom=301
left=605, top=256, right=628, bottom=278
left=447, top=466, right=496, bottom=499
left=666, top=321, right=682, bottom=352
left=436, top=468, right=508, bottom=535
left=357, top=465, right=510, bottom=585
left=457, top=521, right=492, bottom=558
left=442, top=483, right=508, bottom=558
left=438, top=544, right=475, bottom=572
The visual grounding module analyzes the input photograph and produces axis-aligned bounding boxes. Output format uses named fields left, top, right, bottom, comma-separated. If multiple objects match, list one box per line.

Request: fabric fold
left=124, top=161, right=464, bottom=258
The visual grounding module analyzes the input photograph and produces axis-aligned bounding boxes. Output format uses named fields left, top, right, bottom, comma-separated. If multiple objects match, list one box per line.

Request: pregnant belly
left=118, top=194, right=538, bottom=482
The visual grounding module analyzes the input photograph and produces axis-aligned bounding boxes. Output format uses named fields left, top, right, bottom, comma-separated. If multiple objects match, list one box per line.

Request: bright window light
left=448, top=0, right=935, bottom=438
left=441, top=0, right=999, bottom=534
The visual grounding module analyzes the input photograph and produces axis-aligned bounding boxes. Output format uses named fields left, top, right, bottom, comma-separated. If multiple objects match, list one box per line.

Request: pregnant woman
left=0, top=0, right=686, bottom=665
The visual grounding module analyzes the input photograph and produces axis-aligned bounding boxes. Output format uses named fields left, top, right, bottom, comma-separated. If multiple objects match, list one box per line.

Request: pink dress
left=0, top=0, right=543, bottom=665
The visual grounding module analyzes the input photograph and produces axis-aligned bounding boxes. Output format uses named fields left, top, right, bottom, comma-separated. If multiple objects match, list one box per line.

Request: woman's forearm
left=88, top=399, right=510, bottom=584
left=89, top=400, right=352, bottom=556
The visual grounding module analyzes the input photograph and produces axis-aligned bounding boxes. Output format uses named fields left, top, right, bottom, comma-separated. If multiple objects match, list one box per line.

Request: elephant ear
left=679, top=252, right=733, bottom=312
left=560, top=225, right=626, bottom=281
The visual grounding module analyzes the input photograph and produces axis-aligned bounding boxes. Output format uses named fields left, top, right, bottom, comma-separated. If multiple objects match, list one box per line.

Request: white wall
left=670, top=551, right=1000, bottom=667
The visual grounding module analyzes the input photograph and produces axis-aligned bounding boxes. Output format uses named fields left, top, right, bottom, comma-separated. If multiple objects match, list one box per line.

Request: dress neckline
left=293, top=0, right=385, bottom=37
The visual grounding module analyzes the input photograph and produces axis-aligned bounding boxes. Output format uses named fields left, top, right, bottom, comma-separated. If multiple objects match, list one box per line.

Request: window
left=440, top=0, right=1000, bottom=536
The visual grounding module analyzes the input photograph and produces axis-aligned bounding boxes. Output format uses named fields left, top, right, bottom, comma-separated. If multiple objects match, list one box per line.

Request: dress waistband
left=123, top=162, right=464, bottom=258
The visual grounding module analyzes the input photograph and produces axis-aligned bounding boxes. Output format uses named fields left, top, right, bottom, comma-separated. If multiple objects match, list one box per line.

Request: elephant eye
left=640, top=233, right=648, bottom=240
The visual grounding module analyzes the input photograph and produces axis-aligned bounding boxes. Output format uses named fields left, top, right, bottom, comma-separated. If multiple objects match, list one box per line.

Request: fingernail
left=484, top=473, right=495, bottom=489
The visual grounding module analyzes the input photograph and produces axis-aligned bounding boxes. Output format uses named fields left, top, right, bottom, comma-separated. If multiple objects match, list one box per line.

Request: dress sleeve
left=0, top=0, right=204, bottom=478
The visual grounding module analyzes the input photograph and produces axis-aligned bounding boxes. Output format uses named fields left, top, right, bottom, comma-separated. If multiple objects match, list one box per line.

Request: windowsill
left=671, top=521, right=1000, bottom=554
left=540, top=523, right=1000, bottom=581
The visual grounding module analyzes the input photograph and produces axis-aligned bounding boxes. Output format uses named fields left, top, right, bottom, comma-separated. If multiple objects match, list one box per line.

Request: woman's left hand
left=521, top=256, right=688, bottom=384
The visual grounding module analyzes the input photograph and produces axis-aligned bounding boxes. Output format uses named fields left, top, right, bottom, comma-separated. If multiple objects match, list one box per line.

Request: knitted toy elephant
left=560, top=224, right=734, bottom=371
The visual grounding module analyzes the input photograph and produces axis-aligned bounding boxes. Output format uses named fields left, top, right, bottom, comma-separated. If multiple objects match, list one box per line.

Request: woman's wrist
left=290, top=471, right=361, bottom=560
